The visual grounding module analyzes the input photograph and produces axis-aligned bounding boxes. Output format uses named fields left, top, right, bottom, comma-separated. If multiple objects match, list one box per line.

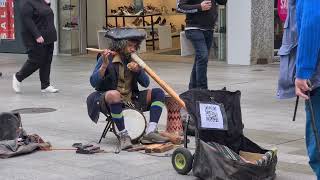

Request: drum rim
left=112, top=107, right=147, bottom=141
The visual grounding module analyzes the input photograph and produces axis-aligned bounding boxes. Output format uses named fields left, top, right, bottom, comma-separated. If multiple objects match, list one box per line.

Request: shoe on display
left=123, top=9, right=132, bottom=16
left=154, top=17, right=161, bottom=24
left=145, top=21, right=151, bottom=26
left=12, top=74, right=21, bottom=93
left=159, top=18, right=166, bottom=26
left=135, top=9, right=144, bottom=16
left=132, top=17, right=139, bottom=24
left=135, top=18, right=143, bottom=26
left=111, top=9, right=117, bottom=14
left=41, top=85, right=59, bottom=93
left=161, top=6, right=169, bottom=14
left=114, top=9, right=124, bottom=16
left=170, top=23, right=177, bottom=32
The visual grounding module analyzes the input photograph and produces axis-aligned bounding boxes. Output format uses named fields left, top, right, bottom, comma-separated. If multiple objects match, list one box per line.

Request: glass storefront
left=211, top=5, right=226, bottom=61
left=57, top=0, right=87, bottom=55
left=52, top=0, right=228, bottom=60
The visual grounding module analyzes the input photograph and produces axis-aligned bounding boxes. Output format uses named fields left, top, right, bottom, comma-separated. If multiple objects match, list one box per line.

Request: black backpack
left=0, top=112, right=22, bottom=141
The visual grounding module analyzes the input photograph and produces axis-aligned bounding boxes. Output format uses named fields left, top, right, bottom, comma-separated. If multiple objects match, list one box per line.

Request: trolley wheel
left=172, top=147, right=193, bottom=175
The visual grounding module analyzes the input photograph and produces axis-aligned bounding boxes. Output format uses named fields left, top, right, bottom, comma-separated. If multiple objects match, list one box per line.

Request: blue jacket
left=296, top=0, right=320, bottom=80
left=277, top=0, right=320, bottom=99
left=87, top=56, right=150, bottom=123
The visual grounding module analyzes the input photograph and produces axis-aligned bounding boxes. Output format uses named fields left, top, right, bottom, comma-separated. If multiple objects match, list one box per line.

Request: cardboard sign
left=197, top=101, right=228, bottom=130
left=0, top=0, right=14, bottom=40
left=277, top=0, right=288, bottom=22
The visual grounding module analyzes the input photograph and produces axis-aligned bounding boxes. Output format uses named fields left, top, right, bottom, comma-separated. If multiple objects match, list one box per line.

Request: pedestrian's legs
left=15, top=46, right=45, bottom=82
left=204, top=30, right=214, bottom=56
left=189, top=63, right=197, bottom=89
left=39, top=43, right=54, bottom=89
left=305, top=87, right=320, bottom=179
left=185, top=29, right=209, bottom=89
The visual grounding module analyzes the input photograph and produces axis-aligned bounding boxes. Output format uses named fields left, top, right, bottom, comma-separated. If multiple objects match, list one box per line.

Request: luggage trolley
left=171, top=89, right=278, bottom=180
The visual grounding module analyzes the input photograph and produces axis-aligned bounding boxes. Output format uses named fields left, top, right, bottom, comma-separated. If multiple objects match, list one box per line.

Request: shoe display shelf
left=58, top=0, right=80, bottom=54
left=144, top=24, right=172, bottom=50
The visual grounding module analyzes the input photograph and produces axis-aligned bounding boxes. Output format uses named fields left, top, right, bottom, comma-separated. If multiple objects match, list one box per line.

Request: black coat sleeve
left=20, top=2, right=42, bottom=39
left=177, top=0, right=202, bottom=13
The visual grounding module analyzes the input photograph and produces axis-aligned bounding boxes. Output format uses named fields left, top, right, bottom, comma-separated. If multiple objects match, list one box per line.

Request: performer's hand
left=201, top=0, right=212, bottom=11
left=127, top=62, right=141, bottom=72
left=295, top=78, right=311, bottom=100
left=36, top=36, right=44, bottom=44
left=101, top=49, right=116, bottom=68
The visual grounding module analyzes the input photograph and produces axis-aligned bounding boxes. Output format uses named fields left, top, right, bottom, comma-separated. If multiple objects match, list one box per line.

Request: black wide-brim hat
left=104, top=28, right=146, bottom=41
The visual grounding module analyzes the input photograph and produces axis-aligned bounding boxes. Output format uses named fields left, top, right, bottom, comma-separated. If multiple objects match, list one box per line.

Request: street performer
left=86, top=28, right=169, bottom=150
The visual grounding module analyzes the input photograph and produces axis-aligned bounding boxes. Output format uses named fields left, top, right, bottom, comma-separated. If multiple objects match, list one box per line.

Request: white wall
left=87, top=0, right=105, bottom=47
left=226, top=0, right=251, bottom=65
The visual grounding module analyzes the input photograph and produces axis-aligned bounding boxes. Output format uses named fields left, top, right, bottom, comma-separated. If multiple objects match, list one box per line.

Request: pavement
left=0, top=53, right=317, bottom=180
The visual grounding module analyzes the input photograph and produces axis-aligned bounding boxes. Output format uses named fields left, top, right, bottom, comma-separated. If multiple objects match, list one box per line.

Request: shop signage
left=277, top=0, right=288, bottom=22
left=0, top=0, right=14, bottom=39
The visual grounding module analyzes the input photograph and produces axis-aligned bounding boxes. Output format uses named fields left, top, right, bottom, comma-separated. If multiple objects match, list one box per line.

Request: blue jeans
left=185, top=29, right=213, bottom=89
left=305, top=87, right=320, bottom=180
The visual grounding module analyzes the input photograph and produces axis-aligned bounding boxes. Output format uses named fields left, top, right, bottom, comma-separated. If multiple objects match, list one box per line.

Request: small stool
left=165, top=95, right=183, bottom=135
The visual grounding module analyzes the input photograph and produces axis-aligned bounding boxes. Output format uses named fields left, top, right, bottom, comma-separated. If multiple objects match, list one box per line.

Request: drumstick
left=86, top=48, right=186, bottom=109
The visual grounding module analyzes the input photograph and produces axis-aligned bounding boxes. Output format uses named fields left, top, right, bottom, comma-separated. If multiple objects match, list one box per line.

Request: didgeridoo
left=86, top=48, right=186, bottom=109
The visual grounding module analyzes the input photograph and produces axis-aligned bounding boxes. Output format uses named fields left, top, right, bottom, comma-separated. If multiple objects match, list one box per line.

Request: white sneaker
left=12, top=74, right=21, bottom=93
left=41, top=85, right=59, bottom=93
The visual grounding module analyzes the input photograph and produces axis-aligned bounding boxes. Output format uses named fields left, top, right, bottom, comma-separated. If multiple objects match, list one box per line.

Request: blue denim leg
left=204, top=30, right=213, bottom=54
left=305, top=87, right=320, bottom=179
left=185, top=29, right=213, bottom=89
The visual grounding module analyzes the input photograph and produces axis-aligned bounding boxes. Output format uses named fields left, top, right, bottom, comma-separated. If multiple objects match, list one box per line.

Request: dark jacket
left=20, top=0, right=57, bottom=47
left=89, top=56, right=149, bottom=94
left=177, top=0, right=220, bottom=29
left=87, top=56, right=150, bottom=122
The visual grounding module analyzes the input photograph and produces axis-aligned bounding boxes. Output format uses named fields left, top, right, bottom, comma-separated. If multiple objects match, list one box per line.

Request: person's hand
left=201, top=0, right=212, bottom=11
left=36, top=36, right=44, bottom=44
left=127, top=62, right=141, bottom=72
left=295, top=78, right=311, bottom=100
left=101, top=49, right=116, bottom=68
